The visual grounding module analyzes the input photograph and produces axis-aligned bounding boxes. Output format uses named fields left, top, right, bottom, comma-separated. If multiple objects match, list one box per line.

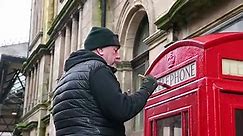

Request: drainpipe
left=101, top=0, right=106, bottom=27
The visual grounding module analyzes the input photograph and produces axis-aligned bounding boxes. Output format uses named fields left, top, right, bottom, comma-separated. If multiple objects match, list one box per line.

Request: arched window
left=133, top=16, right=149, bottom=57
left=131, top=15, right=149, bottom=131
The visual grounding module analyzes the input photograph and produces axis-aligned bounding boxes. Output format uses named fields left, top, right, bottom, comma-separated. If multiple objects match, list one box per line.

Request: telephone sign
left=155, top=62, right=196, bottom=92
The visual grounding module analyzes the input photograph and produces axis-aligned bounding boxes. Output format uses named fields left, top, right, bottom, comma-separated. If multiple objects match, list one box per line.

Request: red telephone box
left=144, top=32, right=243, bottom=136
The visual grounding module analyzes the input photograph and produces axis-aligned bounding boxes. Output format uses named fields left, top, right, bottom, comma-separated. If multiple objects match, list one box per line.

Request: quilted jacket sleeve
left=90, top=66, right=150, bottom=122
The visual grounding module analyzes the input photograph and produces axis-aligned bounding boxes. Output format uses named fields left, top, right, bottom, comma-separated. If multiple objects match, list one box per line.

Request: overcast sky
left=0, top=0, right=31, bottom=46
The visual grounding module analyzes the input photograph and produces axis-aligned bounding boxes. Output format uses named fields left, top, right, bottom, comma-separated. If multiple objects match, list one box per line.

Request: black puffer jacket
left=52, top=50, right=151, bottom=136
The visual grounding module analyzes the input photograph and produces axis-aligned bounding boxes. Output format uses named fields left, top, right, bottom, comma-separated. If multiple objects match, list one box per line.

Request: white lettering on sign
left=154, top=62, right=196, bottom=93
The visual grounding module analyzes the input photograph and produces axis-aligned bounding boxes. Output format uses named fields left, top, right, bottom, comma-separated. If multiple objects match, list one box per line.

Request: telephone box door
left=220, top=90, right=243, bottom=136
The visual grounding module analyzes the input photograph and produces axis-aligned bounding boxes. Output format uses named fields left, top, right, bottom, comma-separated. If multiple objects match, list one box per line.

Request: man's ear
left=96, top=48, right=104, bottom=56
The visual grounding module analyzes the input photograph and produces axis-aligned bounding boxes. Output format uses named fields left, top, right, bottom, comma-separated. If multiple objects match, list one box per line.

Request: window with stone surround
left=217, top=13, right=243, bottom=32
left=131, top=15, right=149, bottom=131
left=205, top=12, right=243, bottom=34
left=30, top=0, right=42, bottom=42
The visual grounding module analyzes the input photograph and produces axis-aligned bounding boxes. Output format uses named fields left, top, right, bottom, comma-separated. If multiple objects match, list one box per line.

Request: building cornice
left=41, top=114, right=50, bottom=125
left=21, top=103, right=48, bottom=122
left=155, top=0, right=219, bottom=30
left=28, top=31, right=43, bottom=51
left=13, top=120, right=38, bottom=135
left=15, top=121, right=38, bottom=131
left=22, top=44, right=49, bottom=74
left=47, top=0, right=85, bottom=42
left=144, top=30, right=167, bottom=47
left=117, top=61, right=132, bottom=71
left=188, top=4, right=243, bottom=38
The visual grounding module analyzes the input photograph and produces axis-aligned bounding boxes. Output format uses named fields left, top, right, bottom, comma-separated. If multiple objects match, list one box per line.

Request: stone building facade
left=16, top=0, right=243, bottom=136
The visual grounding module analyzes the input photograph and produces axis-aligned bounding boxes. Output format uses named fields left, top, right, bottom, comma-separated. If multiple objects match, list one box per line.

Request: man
left=52, top=26, right=158, bottom=136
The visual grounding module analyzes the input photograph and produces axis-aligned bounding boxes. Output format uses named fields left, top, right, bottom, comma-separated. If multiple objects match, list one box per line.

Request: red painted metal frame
left=144, top=32, right=243, bottom=136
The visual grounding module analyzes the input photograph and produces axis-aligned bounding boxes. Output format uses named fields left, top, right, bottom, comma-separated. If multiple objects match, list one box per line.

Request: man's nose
left=115, top=55, right=121, bottom=62
left=116, top=54, right=120, bottom=59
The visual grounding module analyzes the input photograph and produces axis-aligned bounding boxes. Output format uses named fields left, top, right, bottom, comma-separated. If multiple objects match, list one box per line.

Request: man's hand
left=140, top=75, right=158, bottom=95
